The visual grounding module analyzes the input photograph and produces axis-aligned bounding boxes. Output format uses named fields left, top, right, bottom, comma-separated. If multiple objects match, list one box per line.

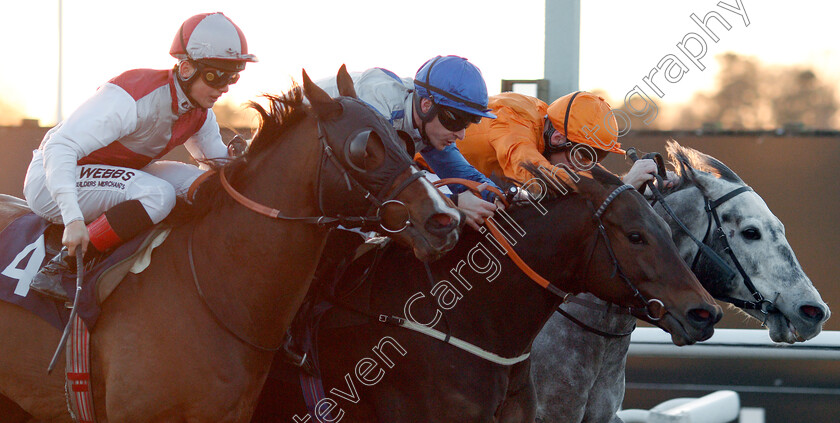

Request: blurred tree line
left=212, top=99, right=259, bottom=131
left=1, top=53, right=836, bottom=132
left=598, top=53, right=839, bottom=131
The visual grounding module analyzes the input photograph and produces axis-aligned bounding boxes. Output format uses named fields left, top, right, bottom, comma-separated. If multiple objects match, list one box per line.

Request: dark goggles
left=437, top=106, right=482, bottom=132
left=198, top=65, right=240, bottom=88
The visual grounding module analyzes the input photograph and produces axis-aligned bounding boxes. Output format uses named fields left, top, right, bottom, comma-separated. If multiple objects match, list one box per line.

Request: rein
left=435, top=178, right=664, bottom=322
left=216, top=121, right=421, bottom=232
left=555, top=305, right=636, bottom=338
left=625, top=148, right=778, bottom=318
left=318, top=279, right=533, bottom=366
left=189, top=116, right=425, bottom=352
left=626, top=149, right=736, bottom=281
left=691, top=186, right=779, bottom=316
left=187, top=222, right=283, bottom=352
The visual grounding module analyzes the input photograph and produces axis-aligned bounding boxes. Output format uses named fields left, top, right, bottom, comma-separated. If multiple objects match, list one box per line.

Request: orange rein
left=188, top=168, right=285, bottom=218
left=434, top=178, right=570, bottom=299
left=188, top=168, right=335, bottom=225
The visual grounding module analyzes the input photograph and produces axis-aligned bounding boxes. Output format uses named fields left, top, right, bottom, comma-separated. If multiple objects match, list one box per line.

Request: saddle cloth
left=0, top=212, right=171, bottom=330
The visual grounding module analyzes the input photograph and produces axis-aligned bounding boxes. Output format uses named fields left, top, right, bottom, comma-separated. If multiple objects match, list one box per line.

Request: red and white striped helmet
left=170, top=12, right=257, bottom=71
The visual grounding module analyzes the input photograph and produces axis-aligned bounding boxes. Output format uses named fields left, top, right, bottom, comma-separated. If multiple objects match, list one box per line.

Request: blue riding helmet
left=413, top=55, right=496, bottom=119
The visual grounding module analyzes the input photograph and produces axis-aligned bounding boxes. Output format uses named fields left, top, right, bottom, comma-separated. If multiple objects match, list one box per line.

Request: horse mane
left=662, top=139, right=744, bottom=195
left=167, top=86, right=308, bottom=224
left=243, top=86, right=307, bottom=157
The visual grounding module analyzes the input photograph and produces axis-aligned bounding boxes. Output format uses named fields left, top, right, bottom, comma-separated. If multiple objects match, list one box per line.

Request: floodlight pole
left=544, top=0, right=580, bottom=102
left=56, top=0, right=63, bottom=124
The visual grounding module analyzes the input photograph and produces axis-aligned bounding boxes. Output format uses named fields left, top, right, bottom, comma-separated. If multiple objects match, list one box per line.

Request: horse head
left=524, top=163, right=722, bottom=345
left=285, top=67, right=462, bottom=261
left=663, top=140, right=829, bottom=343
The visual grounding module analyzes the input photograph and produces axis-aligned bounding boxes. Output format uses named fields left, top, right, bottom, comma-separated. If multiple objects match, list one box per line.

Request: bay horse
left=0, top=67, right=462, bottom=422
left=251, top=163, right=723, bottom=422
left=530, top=141, right=831, bottom=423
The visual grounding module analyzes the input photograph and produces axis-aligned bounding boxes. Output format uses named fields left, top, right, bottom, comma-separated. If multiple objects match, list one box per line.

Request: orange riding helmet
left=545, top=91, right=624, bottom=155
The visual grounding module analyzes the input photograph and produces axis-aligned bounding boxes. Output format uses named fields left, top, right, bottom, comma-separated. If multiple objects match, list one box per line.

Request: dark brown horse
left=252, top=165, right=723, bottom=422
left=0, top=67, right=461, bottom=422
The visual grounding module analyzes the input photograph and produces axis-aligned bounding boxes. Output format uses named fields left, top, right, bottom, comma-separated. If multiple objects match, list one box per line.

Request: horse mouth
left=657, top=312, right=716, bottom=346
left=406, top=224, right=459, bottom=262
left=764, top=312, right=812, bottom=344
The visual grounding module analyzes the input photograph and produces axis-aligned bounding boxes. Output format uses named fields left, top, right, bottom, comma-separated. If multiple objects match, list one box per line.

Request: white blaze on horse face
left=413, top=167, right=459, bottom=220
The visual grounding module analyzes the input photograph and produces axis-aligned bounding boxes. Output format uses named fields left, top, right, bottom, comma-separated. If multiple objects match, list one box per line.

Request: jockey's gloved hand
left=622, top=159, right=658, bottom=191
left=457, top=183, right=497, bottom=231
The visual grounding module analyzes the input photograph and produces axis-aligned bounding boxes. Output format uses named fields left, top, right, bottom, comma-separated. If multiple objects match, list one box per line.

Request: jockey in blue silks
left=317, top=55, right=501, bottom=231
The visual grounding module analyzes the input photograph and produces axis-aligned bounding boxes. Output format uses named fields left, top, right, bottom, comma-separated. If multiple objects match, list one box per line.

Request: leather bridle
left=626, top=149, right=778, bottom=318
left=690, top=185, right=779, bottom=316
left=436, top=178, right=666, bottom=322
left=219, top=121, right=422, bottom=233
left=189, top=108, right=428, bottom=351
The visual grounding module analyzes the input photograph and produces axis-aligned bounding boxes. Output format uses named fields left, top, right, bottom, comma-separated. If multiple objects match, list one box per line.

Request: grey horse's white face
left=667, top=143, right=830, bottom=343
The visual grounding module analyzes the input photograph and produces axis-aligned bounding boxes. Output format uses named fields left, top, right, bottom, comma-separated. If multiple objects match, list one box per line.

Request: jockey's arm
left=421, top=144, right=500, bottom=203
left=183, top=109, right=228, bottom=169
left=421, top=145, right=499, bottom=230
left=42, top=84, right=138, bottom=226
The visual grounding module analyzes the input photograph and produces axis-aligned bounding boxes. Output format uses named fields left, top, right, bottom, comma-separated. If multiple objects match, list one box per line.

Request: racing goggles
left=198, top=65, right=240, bottom=88
left=437, top=106, right=482, bottom=132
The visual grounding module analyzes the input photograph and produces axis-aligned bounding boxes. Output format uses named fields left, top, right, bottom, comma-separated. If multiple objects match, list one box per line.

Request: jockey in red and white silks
left=25, top=68, right=227, bottom=227
left=23, top=12, right=257, bottom=302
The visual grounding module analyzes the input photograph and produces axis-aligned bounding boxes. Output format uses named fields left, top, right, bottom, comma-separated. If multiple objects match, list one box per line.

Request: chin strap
left=413, top=93, right=438, bottom=147
left=543, top=91, right=581, bottom=159
left=174, top=62, right=200, bottom=109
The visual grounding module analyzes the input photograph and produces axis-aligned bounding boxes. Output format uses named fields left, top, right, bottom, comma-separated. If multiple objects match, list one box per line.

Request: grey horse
left=531, top=140, right=830, bottom=423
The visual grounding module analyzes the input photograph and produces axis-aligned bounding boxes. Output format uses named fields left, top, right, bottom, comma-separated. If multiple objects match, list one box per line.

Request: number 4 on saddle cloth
left=0, top=212, right=170, bottom=331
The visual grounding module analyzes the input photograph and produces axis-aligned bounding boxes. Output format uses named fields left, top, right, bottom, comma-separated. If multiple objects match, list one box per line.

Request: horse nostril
left=424, top=213, right=457, bottom=236
left=689, top=308, right=711, bottom=322
left=687, top=306, right=720, bottom=326
left=432, top=213, right=453, bottom=228
left=800, top=305, right=825, bottom=322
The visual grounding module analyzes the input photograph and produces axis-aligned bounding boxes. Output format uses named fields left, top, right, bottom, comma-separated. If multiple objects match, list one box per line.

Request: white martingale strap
left=387, top=316, right=530, bottom=366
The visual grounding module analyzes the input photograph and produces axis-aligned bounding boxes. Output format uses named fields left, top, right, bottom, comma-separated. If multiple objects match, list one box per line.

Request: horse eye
left=742, top=227, right=761, bottom=240
left=628, top=232, right=646, bottom=245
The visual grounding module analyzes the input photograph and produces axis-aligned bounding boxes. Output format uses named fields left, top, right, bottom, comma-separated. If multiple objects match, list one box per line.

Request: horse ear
left=676, top=154, right=714, bottom=196
left=396, top=130, right=415, bottom=158
left=302, top=69, right=342, bottom=118
left=336, top=64, right=357, bottom=98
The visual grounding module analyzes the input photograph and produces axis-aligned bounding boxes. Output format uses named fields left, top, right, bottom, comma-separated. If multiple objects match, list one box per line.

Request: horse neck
left=190, top=116, right=330, bottom=346
left=423, top=200, right=593, bottom=358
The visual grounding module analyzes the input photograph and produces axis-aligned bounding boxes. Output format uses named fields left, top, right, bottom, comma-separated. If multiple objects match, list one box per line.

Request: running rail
left=628, top=328, right=840, bottom=360
left=617, top=390, right=743, bottom=423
